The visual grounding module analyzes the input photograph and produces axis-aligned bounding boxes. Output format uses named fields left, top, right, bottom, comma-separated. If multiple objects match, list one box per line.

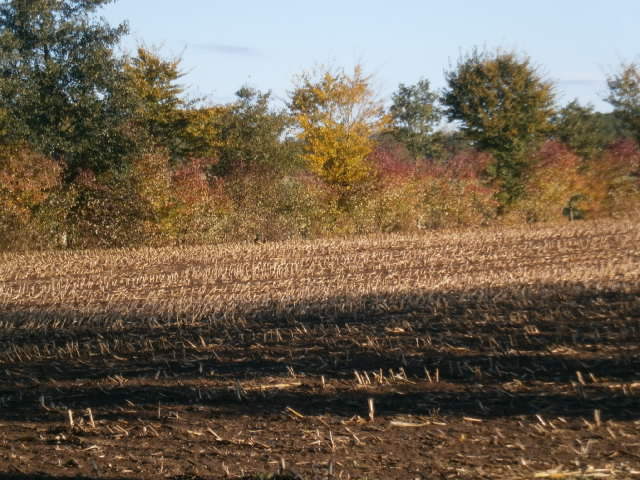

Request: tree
left=389, top=79, right=441, bottom=159
left=211, top=87, right=296, bottom=177
left=289, top=65, right=389, bottom=188
left=124, top=47, right=192, bottom=161
left=606, top=62, right=640, bottom=143
left=124, top=47, right=224, bottom=164
left=551, top=100, right=619, bottom=161
left=0, top=0, right=137, bottom=175
left=442, top=49, right=555, bottom=203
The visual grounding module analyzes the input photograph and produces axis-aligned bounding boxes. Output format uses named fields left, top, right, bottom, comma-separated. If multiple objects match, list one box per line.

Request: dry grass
left=2, top=219, right=637, bottom=324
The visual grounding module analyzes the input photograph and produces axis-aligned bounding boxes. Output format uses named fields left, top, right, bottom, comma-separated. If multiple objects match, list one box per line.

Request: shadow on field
left=0, top=476, right=281, bottom=480
left=1, top=282, right=639, bottom=423
left=0, top=475, right=135, bottom=480
left=1, top=377, right=638, bottom=423
left=0, top=475, right=215, bottom=480
left=0, top=472, right=133, bottom=480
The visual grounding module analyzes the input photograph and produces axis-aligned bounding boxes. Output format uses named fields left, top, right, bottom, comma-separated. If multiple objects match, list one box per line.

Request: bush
left=225, top=171, right=335, bottom=242
left=349, top=181, right=421, bottom=234
left=0, top=147, right=64, bottom=249
left=416, top=150, right=498, bottom=229
left=169, top=158, right=233, bottom=245
left=66, top=169, right=152, bottom=249
left=506, top=141, right=589, bottom=223
left=3, top=135, right=637, bottom=253
left=368, top=137, right=415, bottom=180
left=416, top=177, right=498, bottom=229
left=349, top=148, right=498, bottom=233
left=586, top=139, right=640, bottom=218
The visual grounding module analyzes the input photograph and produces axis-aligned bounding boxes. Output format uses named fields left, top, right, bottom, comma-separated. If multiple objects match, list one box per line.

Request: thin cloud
left=556, top=73, right=603, bottom=87
left=192, top=43, right=260, bottom=56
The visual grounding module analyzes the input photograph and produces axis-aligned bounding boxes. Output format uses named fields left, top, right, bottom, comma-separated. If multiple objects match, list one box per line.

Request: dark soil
left=1, top=282, right=640, bottom=479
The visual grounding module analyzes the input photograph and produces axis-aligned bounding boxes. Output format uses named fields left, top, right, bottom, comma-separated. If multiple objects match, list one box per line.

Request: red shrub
left=367, top=140, right=415, bottom=182
left=419, top=148, right=492, bottom=181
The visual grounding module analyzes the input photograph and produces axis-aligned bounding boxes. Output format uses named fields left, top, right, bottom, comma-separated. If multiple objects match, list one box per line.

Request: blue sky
left=102, top=1, right=639, bottom=111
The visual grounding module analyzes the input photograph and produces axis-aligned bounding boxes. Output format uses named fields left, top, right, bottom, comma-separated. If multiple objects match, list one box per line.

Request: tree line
left=0, top=0, right=638, bottom=250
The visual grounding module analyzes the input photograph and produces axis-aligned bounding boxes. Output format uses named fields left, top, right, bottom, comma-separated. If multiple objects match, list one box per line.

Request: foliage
left=416, top=150, right=498, bottom=229
left=416, top=176, right=498, bottom=230
left=586, top=139, right=640, bottom=217
left=350, top=147, right=497, bottom=233
left=505, top=139, right=640, bottom=223
left=442, top=48, right=555, bottom=203
left=210, top=87, right=297, bottom=176
left=423, top=148, right=494, bottom=181
left=124, top=47, right=197, bottom=161
left=125, top=48, right=233, bottom=165
left=289, top=65, right=389, bottom=188
left=0, top=146, right=63, bottom=248
left=0, top=147, right=61, bottom=218
left=389, top=79, right=442, bottom=159
left=431, top=129, right=474, bottom=163
left=126, top=48, right=185, bottom=131
left=2, top=17, right=640, bottom=252
left=0, top=0, right=138, bottom=175
left=167, top=157, right=231, bottom=244
left=225, top=171, right=334, bottom=241
left=606, top=62, right=640, bottom=143
left=180, top=106, right=225, bottom=161
left=551, top=100, right=620, bottom=161
left=506, top=141, right=589, bottom=223
left=350, top=181, right=421, bottom=234
left=65, top=168, right=152, bottom=249
left=368, top=136, right=416, bottom=181
left=127, top=150, right=175, bottom=242
left=78, top=153, right=231, bottom=247
left=442, top=49, right=555, bottom=152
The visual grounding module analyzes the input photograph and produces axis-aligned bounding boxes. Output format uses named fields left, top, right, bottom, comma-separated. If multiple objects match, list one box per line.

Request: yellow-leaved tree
left=289, top=65, right=389, bottom=188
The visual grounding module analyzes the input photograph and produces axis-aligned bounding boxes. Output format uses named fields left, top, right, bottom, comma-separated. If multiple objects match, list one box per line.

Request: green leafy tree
left=212, top=87, right=296, bottom=176
left=124, top=47, right=223, bottom=163
left=551, top=100, right=619, bottom=161
left=0, top=0, right=137, bottom=174
left=389, top=79, right=441, bottom=159
left=125, top=47, right=192, bottom=160
left=606, top=62, right=640, bottom=143
left=442, top=48, right=555, bottom=203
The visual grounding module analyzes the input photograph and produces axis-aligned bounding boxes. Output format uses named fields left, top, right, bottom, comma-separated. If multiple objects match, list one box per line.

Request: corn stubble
left=0, top=219, right=639, bottom=479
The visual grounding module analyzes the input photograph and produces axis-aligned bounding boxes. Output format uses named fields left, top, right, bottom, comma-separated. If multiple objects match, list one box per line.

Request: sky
left=102, top=1, right=640, bottom=111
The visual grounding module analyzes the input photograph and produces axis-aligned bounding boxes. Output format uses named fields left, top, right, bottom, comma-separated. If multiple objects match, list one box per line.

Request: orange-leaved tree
left=289, top=65, right=389, bottom=189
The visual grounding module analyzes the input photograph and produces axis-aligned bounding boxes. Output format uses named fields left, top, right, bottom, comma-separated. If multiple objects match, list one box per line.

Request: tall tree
left=442, top=48, right=555, bottom=203
left=0, top=0, right=137, bottom=174
left=389, top=79, right=441, bottom=159
left=211, top=87, right=296, bottom=177
left=606, top=62, right=640, bottom=143
left=289, top=65, right=388, bottom=188
left=125, top=47, right=187, bottom=155
left=124, top=46, right=219, bottom=163
left=551, top=100, right=619, bottom=161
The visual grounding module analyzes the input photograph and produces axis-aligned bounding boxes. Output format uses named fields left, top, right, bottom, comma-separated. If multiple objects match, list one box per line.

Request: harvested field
left=0, top=219, right=639, bottom=480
